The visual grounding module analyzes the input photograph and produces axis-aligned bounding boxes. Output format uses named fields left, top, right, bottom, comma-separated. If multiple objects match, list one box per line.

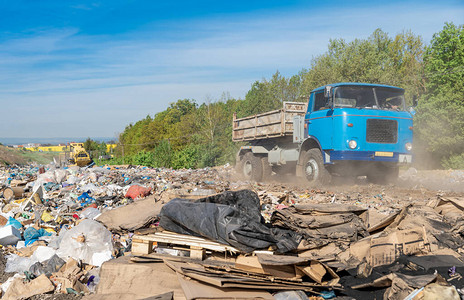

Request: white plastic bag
left=66, top=175, right=79, bottom=185
left=54, top=169, right=68, bottom=184
left=56, top=219, right=113, bottom=267
left=80, top=207, right=101, bottom=220
left=5, top=254, right=32, bottom=273
left=31, top=246, right=56, bottom=263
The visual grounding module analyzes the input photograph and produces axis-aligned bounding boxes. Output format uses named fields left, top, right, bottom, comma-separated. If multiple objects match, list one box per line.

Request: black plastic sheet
left=159, top=190, right=301, bottom=253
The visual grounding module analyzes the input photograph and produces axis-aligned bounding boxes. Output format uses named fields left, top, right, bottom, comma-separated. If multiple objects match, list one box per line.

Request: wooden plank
left=132, top=240, right=154, bottom=255
left=132, top=232, right=239, bottom=253
left=190, top=246, right=205, bottom=260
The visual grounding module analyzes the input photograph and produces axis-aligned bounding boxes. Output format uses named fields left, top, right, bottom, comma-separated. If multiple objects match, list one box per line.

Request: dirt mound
left=0, top=146, right=27, bottom=166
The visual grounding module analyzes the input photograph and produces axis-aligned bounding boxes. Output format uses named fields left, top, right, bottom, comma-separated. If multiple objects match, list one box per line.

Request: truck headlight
left=405, top=143, right=412, bottom=151
left=348, top=140, right=357, bottom=149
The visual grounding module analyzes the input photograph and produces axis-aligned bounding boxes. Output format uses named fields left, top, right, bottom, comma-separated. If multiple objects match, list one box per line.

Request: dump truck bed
left=232, top=102, right=307, bottom=142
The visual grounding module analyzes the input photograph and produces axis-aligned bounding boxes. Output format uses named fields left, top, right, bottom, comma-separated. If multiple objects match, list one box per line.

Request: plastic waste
left=78, top=192, right=94, bottom=201
left=54, top=169, right=68, bottom=184
left=66, top=175, right=79, bottom=184
left=125, top=185, right=152, bottom=200
left=80, top=207, right=101, bottom=220
left=78, top=192, right=96, bottom=207
left=29, top=254, right=65, bottom=277
left=6, top=217, right=22, bottom=230
left=5, top=254, right=32, bottom=273
left=160, top=190, right=301, bottom=253
left=56, top=219, right=113, bottom=266
left=30, top=246, right=56, bottom=263
left=274, top=290, right=308, bottom=300
left=85, top=268, right=101, bottom=292
left=48, top=227, right=67, bottom=249
left=41, top=211, right=54, bottom=223
left=24, top=227, right=52, bottom=246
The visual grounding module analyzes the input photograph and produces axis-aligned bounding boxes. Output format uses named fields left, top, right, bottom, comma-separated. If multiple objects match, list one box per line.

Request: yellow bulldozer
left=68, top=143, right=93, bottom=167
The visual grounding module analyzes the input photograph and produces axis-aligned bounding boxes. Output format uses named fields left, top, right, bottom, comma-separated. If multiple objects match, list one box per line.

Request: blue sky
left=0, top=0, right=462, bottom=140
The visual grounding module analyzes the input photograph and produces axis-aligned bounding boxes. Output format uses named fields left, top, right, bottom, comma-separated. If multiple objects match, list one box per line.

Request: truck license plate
left=399, top=154, right=412, bottom=163
left=375, top=152, right=393, bottom=157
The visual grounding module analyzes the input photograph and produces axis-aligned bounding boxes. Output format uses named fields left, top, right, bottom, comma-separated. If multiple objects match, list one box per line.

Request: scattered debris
left=0, top=163, right=463, bottom=299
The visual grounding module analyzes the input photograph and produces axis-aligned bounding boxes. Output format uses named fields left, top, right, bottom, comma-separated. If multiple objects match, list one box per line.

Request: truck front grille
left=366, top=119, right=398, bottom=143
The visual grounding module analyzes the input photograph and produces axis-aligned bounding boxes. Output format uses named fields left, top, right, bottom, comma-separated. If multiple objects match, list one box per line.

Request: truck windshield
left=333, top=86, right=405, bottom=111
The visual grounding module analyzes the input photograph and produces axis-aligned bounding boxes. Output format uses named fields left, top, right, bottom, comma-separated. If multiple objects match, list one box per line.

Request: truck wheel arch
left=300, top=137, right=322, bottom=155
left=236, top=146, right=269, bottom=160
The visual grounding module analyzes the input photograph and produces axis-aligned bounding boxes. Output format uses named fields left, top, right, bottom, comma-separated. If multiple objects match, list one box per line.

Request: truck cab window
left=334, top=86, right=405, bottom=110
left=313, top=92, right=328, bottom=111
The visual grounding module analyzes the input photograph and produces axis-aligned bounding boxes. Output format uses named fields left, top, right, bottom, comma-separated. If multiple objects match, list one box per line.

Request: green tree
left=300, top=29, right=425, bottom=103
left=84, top=138, right=99, bottom=151
left=416, top=23, right=464, bottom=168
left=237, top=71, right=303, bottom=117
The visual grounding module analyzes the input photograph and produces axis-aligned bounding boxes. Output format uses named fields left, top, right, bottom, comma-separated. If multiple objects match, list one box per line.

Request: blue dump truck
left=233, top=83, right=414, bottom=184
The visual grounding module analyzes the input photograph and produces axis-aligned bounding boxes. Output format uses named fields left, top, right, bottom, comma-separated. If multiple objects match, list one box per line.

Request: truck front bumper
left=327, top=150, right=412, bottom=164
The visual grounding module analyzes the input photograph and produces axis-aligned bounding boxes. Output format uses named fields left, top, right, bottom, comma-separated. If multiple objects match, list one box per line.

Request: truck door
left=307, top=91, right=333, bottom=150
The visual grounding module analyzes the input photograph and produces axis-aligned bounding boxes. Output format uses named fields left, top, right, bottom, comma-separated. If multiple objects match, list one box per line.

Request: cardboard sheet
left=352, top=273, right=443, bottom=300
left=3, top=274, right=55, bottom=300
left=95, top=256, right=185, bottom=299
left=97, top=196, right=163, bottom=232
left=349, top=226, right=430, bottom=267
left=176, top=273, right=274, bottom=300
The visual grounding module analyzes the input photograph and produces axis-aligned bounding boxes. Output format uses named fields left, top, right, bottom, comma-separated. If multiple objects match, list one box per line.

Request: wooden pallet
left=131, top=231, right=239, bottom=259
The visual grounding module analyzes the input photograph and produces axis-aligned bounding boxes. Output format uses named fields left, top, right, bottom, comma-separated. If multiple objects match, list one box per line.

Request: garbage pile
left=0, top=164, right=229, bottom=299
left=0, top=163, right=463, bottom=299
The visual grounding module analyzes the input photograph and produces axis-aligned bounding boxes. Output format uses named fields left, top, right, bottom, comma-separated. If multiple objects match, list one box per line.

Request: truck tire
left=367, top=165, right=399, bottom=184
left=235, top=154, right=243, bottom=174
left=300, top=149, right=331, bottom=185
left=261, top=156, right=272, bottom=181
left=242, top=152, right=263, bottom=181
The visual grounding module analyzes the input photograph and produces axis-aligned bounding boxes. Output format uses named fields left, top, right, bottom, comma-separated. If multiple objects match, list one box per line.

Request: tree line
left=99, top=23, right=463, bottom=169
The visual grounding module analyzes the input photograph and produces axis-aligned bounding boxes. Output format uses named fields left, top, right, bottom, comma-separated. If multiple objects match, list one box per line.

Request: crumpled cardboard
left=345, top=226, right=430, bottom=267
left=234, top=253, right=339, bottom=285
left=271, top=203, right=369, bottom=249
left=97, top=196, right=163, bottom=232
left=352, top=273, right=446, bottom=300
left=422, top=283, right=460, bottom=300
left=2, top=274, right=55, bottom=300
left=50, top=258, right=90, bottom=294
left=431, top=197, right=464, bottom=233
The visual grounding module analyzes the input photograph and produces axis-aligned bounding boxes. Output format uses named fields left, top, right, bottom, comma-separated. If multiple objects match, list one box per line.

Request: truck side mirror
left=324, top=86, right=332, bottom=98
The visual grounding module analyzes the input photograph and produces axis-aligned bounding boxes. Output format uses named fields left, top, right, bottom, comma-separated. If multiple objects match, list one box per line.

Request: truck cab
left=301, top=83, right=413, bottom=183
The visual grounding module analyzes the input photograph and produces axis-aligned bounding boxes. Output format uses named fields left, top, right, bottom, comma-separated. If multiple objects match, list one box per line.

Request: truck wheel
left=242, top=152, right=263, bottom=181
left=300, top=149, right=331, bottom=185
left=261, top=156, right=272, bottom=181
left=368, top=165, right=399, bottom=184
left=235, top=154, right=243, bottom=174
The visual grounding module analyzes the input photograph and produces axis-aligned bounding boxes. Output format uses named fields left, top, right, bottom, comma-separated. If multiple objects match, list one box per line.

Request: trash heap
left=0, top=163, right=463, bottom=299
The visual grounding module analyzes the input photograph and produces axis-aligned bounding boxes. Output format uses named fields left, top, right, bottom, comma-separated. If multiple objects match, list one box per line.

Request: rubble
left=0, top=163, right=463, bottom=299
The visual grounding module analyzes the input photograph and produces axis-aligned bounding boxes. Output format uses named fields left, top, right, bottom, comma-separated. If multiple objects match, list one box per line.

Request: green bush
left=442, top=153, right=464, bottom=169
left=152, top=140, right=172, bottom=168
left=172, top=144, right=200, bottom=169
left=132, top=151, right=155, bottom=166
